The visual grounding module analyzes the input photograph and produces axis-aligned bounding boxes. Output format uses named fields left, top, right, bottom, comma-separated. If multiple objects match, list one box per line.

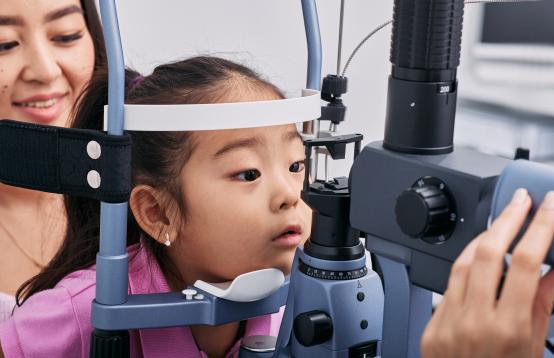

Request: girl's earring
left=164, top=232, right=171, bottom=247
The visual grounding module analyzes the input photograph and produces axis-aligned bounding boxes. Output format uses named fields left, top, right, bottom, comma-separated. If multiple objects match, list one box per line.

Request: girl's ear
left=129, top=185, right=180, bottom=245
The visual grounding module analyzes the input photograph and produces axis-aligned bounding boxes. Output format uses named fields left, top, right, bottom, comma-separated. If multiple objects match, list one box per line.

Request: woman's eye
left=234, top=169, right=261, bottom=182
left=0, top=41, right=18, bottom=52
left=52, top=32, right=83, bottom=44
left=290, top=161, right=305, bottom=173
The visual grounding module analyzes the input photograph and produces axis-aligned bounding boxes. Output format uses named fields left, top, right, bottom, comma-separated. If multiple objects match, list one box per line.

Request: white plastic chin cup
left=193, top=268, right=285, bottom=302
left=103, top=89, right=320, bottom=131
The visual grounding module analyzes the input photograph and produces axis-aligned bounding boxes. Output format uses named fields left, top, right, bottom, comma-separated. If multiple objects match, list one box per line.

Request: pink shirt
left=0, top=292, right=15, bottom=324
left=0, top=244, right=284, bottom=358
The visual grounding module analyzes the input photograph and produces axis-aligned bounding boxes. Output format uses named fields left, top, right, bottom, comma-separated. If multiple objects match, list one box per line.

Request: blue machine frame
left=93, top=0, right=321, bottom=332
left=67, top=1, right=554, bottom=358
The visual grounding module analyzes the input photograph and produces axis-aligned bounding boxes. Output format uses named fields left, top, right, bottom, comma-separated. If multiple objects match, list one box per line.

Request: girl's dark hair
left=16, top=56, right=283, bottom=304
left=81, top=0, right=106, bottom=70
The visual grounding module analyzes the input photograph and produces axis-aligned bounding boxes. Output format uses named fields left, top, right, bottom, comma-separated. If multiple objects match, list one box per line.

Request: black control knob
left=293, top=310, right=333, bottom=347
left=395, top=180, right=455, bottom=242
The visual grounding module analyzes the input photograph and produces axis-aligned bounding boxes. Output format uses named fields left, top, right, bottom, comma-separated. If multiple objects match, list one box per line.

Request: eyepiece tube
left=384, top=0, right=465, bottom=154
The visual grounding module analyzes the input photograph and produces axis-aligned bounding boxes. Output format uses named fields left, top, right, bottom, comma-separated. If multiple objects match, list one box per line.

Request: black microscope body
left=350, top=0, right=511, bottom=294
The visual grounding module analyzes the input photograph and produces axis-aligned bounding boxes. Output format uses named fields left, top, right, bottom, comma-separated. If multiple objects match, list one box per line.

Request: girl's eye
left=0, top=41, right=18, bottom=52
left=52, top=32, right=83, bottom=44
left=290, top=161, right=305, bottom=173
left=234, top=169, right=261, bottom=182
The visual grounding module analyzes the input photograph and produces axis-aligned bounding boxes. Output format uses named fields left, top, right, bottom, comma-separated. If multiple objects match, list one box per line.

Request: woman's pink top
left=0, top=244, right=283, bottom=357
left=0, top=292, right=15, bottom=324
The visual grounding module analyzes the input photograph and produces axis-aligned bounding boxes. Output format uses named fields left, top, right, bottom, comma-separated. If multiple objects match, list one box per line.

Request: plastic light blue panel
left=301, top=0, right=322, bottom=91
left=491, top=159, right=554, bottom=264
left=92, top=0, right=318, bottom=338
left=376, top=254, right=431, bottom=358
left=96, top=0, right=129, bottom=305
left=92, top=281, right=289, bottom=330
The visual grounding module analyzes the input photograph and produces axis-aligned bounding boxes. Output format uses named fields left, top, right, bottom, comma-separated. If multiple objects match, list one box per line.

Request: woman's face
left=0, top=0, right=95, bottom=127
left=173, top=123, right=312, bottom=284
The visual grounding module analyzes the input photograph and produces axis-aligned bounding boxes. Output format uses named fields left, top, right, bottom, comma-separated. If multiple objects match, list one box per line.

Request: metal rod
left=300, top=0, right=323, bottom=180
left=100, top=0, right=125, bottom=136
left=302, top=121, right=314, bottom=135
left=313, top=120, right=320, bottom=179
left=97, top=0, right=129, bottom=305
left=337, top=0, right=346, bottom=76
left=301, top=0, right=323, bottom=92
left=304, top=146, right=312, bottom=192
left=325, top=152, right=329, bottom=182
left=354, top=140, right=361, bottom=158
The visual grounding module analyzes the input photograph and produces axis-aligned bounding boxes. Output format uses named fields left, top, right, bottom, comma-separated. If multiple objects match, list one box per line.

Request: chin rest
left=193, top=268, right=285, bottom=302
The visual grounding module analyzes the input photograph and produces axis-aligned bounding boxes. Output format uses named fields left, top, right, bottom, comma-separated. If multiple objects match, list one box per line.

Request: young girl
left=0, top=56, right=312, bottom=357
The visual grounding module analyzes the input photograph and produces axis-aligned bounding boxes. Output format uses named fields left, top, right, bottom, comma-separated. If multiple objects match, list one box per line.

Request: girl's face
left=0, top=0, right=95, bottom=127
left=173, top=123, right=312, bottom=283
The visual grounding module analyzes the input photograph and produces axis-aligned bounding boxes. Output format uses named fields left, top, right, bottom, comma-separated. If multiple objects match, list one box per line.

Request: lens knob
left=293, top=310, right=333, bottom=347
left=395, top=184, right=453, bottom=240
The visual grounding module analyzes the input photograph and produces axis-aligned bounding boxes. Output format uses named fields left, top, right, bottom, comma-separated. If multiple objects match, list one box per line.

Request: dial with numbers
left=299, top=260, right=368, bottom=280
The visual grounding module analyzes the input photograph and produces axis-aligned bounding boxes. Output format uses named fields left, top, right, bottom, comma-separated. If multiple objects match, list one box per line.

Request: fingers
left=421, top=319, right=442, bottom=358
left=531, top=270, right=554, bottom=347
left=421, top=295, right=457, bottom=358
left=464, top=188, right=531, bottom=308
left=535, top=270, right=554, bottom=319
left=443, top=235, right=481, bottom=306
left=422, top=190, right=554, bottom=358
left=500, top=191, right=554, bottom=314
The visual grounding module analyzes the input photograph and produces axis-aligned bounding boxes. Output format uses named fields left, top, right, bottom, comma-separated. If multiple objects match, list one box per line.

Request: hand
left=421, top=189, right=554, bottom=358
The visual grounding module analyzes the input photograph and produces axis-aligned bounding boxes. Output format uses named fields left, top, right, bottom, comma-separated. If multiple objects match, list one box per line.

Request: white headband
left=103, top=89, right=320, bottom=131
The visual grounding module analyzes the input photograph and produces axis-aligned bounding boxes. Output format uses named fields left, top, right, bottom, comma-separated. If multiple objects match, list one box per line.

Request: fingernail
left=542, top=191, right=554, bottom=210
left=511, top=188, right=528, bottom=205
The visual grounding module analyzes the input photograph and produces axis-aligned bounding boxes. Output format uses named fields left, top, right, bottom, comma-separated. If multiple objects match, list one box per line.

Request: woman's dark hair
left=16, top=56, right=284, bottom=304
left=81, top=0, right=106, bottom=70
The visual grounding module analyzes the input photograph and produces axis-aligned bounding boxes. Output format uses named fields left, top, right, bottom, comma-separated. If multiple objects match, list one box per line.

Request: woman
left=0, top=0, right=104, bottom=322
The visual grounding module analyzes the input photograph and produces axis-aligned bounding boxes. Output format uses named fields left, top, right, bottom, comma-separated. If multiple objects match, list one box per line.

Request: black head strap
left=0, top=120, right=131, bottom=203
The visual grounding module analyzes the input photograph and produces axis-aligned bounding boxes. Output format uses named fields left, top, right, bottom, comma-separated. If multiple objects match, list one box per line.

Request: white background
left=109, top=1, right=553, bottom=171
left=110, top=0, right=395, bottom=175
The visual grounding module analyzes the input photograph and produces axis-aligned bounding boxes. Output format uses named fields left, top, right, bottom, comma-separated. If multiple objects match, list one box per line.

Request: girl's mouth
left=272, top=225, right=302, bottom=248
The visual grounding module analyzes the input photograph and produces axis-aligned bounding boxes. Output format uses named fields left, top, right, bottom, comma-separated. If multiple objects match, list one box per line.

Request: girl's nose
left=270, top=172, right=301, bottom=212
left=21, top=41, right=62, bottom=85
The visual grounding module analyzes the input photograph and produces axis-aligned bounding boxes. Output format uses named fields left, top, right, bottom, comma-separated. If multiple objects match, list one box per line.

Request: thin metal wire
left=340, top=0, right=542, bottom=76
left=341, top=20, right=392, bottom=77
left=337, top=0, right=346, bottom=76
